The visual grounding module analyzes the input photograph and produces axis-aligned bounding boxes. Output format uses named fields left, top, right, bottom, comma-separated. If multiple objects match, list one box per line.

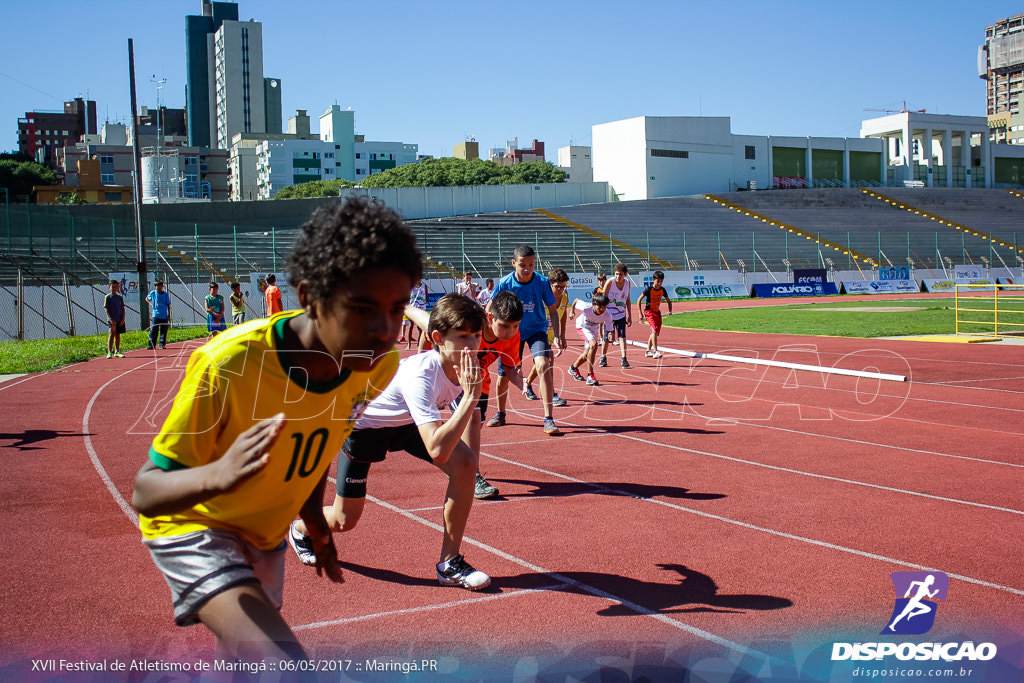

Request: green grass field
left=0, top=326, right=210, bottom=375
left=661, top=298, right=961, bottom=337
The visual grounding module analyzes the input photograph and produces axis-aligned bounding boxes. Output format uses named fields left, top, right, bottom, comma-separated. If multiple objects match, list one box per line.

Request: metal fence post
left=112, top=219, right=118, bottom=271
left=17, top=269, right=24, bottom=341
left=194, top=223, right=200, bottom=284
left=63, top=271, right=75, bottom=337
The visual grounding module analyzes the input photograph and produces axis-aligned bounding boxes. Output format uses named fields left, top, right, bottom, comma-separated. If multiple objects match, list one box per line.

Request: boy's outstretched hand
left=312, top=536, right=344, bottom=583
left=212, top=413, right=286, bottom=495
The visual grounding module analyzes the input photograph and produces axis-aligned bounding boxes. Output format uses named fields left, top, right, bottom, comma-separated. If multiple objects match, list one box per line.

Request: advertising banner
left=841, top=280, right=921, bottom=294
left=109, top=272, right=150, bottom=297
left=793, top=269, right=827, bottom=284
left=922, top=279, right=995, bottom=293
left=638, top=270, right=749, bottom=300
left=752, top=282, right=839, bottom=298
left=879, top=266, right=912, bottom=281
left=567, top=272, right=599, bottom=305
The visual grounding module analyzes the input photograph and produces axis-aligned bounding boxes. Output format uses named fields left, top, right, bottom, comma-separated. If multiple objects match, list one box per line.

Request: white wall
left=593, top=117, right=650, bottom=201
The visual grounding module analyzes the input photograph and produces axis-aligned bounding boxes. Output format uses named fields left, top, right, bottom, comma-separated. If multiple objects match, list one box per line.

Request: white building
left=230, top=110, right=319, bottom=201
left=557, top=145, right=593, bottom=183
left=593, top=114, right=1024, bottom=201
left=354, top=139, right=419, bottom=180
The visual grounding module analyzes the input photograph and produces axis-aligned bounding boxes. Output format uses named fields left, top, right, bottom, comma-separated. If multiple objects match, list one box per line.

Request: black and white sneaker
left=598, top=356, right=608, bottom=368
left=621, top=357, right=631, bottom=369
left=552, top=393, right=568, bottom=407
left=522, top=384, right=539, bottom=400
left=287, top=520, right=317, bottom=566
left=437, top=554, right=491, bottom=590
left=474, top=473, right=499, bottom=499
left=568, top=365, right=584, bottom=381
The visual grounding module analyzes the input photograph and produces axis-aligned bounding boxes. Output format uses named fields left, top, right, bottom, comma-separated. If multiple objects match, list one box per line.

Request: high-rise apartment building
left=17, top=97, right=97, bottom=169
left=980, top=14, right=1024, bottom=144
left=185, top=1, right=281, bottom=148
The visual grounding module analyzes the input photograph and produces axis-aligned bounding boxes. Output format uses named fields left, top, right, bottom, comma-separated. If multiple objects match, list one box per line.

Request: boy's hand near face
left=454, top=348, right=482, bottom=399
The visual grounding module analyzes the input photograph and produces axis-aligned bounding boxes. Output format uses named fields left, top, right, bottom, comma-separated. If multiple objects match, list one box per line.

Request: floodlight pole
left=128, top=38, right=150, bottom=330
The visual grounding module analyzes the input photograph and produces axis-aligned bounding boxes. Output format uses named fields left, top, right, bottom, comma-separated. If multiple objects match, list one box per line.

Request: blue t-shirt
left=495, top=271, right=555, bottom=338
left=147, top=290, right=170, bottom=319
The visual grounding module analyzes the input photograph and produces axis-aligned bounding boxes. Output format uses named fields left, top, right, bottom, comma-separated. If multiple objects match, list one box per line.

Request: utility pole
left=129, top=39, right=149, bottom=331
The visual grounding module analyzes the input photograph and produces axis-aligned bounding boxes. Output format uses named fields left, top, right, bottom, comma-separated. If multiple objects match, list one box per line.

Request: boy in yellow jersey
left=522, top=267, right=569, bottom=408
left=131, top=197, right=422, bottom=662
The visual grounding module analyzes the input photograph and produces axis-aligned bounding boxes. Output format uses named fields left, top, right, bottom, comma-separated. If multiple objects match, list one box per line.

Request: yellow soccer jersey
left=547, top=291, right=569, bottom=343
left=139, top=311, right=398, bottom=550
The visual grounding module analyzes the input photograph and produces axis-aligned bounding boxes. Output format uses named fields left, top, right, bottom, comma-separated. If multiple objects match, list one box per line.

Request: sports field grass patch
left=662, top=298, right=958, bottom=337
left=0, top=326, right=209, bottom=374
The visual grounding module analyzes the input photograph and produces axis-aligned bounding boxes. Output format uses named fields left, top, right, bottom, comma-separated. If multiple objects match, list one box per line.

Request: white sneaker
left=437, top=554, right=490, bottom=590
left=644, top=350, right=654, bottom=357
left=652, top=351, right=663, bottom=359
left=287, top=521, right=318, bottom=566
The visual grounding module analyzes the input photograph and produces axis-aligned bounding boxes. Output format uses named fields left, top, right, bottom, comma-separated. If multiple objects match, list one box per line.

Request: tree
left=55, top=191, right=87, bottom=205
left=0, top=158, right=58, bottom=200
left=272, top=178, right=358, bottom=199
left=359, top=157, right=566, bottom=188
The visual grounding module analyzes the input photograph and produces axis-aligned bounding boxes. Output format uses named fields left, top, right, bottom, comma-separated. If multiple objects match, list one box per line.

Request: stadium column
left=805, top=141, right=813, bottom=188
left=962, top=132, right=972, bottom=188
left=843, top=138, right=850, bottom=188
left=902, top=119, right=913, bottom=184
left=981, top=129, right=992, bottom=188
left=942, top=131, right=953, bottom=188
left=924, top=129, right=933, bottom=187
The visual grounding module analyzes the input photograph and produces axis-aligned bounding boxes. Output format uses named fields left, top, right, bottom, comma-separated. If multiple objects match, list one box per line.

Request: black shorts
left=605, top=317, right=626, bottom=341
left=336, top=424, right=433, bottom=498
left=450, top=392, right=489, bottom=423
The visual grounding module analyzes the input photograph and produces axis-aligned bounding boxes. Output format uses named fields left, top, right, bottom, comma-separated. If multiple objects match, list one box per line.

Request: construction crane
left=864, top=100, right=926, bottom=114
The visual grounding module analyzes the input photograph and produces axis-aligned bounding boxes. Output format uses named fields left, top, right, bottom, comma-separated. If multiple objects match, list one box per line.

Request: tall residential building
left=185, top=1, right=238, bottom=147
left=17, top=97, right=97, bottom=170
left=980, top=14, right=1024, bottom=144
left=185, top=1, right=281, bottom=148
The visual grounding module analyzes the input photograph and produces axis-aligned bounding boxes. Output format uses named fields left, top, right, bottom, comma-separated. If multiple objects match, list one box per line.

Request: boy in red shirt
left=637, top=270, right=673, bottom=359
left=264, top=274, right=283, bottom=315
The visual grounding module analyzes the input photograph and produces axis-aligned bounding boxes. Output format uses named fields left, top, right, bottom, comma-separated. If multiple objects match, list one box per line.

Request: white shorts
left=576, top=325, right=599, bottom=344
left=144, top=527, right=286, bottom=626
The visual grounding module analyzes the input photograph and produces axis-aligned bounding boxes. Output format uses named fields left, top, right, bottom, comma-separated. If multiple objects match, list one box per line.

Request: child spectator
left=103, top=280, right=126, bottom=358
left=131, top=197, right=421, bottom=661
left=264, top=274, right=283, bottom=316
left=476, top=278, right=495, bottom=306
left=403, top=279, right=428, bottom=349
left=456, top=271, right=477, bottom=299
left=638, top=271, right=673, bottom=358
left=567, top=293, right=613, bottom=385
left=205, top=283, right=227, bottom=336
left=289, top=294, right=492, bottom=590
left=229, top=282, right=246, bottom=326
left=146, top=280, right=171, bottom=350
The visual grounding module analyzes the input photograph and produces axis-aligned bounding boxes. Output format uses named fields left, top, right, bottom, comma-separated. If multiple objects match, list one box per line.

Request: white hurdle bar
left=625, top=340, right=908, bottom=383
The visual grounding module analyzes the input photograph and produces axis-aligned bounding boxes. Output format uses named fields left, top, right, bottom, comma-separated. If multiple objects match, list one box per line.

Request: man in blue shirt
left=146, top=280, right=172, bottom=350
left=490, top=245, right=564, bottom=435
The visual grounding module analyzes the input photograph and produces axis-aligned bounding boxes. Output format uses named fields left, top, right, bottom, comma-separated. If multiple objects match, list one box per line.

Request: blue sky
left=2, top=0, right=1022, bottom=161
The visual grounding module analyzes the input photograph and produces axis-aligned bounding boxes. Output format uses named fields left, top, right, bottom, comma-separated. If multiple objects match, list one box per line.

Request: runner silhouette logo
left=881, top=571, right=949, bottom=635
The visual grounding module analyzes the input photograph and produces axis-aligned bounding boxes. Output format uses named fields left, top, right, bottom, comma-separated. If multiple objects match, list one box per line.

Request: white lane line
left=473, top=450, right=1024, bottom=597
left=0, top=374, right=37, bottom=392
left=640, top=399, right=1024, bottom=470
left=294, top=585, right=568, bottom=631
left=83, top=363, right=160, bottom=525
left=550, top=421, right=1024, bottom=515
left=625, top=340, right=907, bottom=382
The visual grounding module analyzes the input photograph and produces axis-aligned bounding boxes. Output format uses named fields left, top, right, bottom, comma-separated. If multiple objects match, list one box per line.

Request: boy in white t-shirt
left=567, top=292, right=613, bottom=386
left=288, top=294, right=491, bottom=590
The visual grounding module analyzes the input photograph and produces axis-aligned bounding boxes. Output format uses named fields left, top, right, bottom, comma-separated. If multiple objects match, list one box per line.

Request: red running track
left=0, top=319, right=1021, bottom=682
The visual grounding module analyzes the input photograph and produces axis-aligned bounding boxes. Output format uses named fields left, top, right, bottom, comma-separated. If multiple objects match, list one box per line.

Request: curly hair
left=287, top=197, right=422, bottom=302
